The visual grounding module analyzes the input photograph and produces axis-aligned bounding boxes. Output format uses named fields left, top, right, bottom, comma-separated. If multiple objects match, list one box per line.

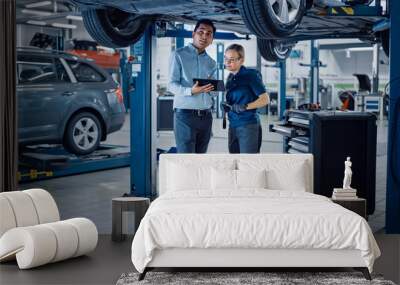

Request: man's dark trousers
left=174, top=110, right=212, bottom=153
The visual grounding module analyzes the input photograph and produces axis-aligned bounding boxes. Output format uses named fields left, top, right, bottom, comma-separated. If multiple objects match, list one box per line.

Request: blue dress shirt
left=168, top=43, right=217, bottom=110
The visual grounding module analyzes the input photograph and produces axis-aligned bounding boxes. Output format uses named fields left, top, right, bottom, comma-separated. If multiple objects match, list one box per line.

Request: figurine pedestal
left=332, top=188, right=358, bottom=200
left=333, top=187, right=357, bottom=192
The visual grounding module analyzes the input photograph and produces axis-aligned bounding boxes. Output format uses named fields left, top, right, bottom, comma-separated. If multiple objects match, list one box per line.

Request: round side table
left=112, top=197, right=150, bottom=242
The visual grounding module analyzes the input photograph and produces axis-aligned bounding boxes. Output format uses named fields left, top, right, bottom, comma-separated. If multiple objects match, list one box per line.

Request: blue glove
left=220, top=102, right=232, bottom=113
left=231, top=104, right=247, bottom=113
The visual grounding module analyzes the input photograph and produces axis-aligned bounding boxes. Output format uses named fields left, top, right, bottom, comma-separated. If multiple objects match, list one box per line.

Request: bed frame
left=139, top=248, right=371, bottom=280
left=139, top=154, right=372, bottom=281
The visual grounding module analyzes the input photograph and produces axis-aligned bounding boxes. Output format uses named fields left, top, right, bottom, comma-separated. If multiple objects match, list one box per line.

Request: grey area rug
left=116, top=272, right=396, bottom=285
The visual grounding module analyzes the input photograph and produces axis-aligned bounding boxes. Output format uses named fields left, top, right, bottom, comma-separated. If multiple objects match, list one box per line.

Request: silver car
left=17, top=47, right=125, bottom=155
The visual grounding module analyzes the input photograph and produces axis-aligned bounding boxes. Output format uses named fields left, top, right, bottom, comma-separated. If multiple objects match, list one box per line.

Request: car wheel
left=257, top=38, right=294, bottom=61
left=64, top=112, right=102, bottom=155
left=82, top=8, right=151, bottom=48
left=381, top=29, right=389, bottom=58
left=238, top=0, right=306, bottom=38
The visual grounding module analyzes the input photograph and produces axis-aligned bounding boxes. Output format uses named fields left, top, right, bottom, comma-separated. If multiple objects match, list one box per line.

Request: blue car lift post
left=175, top=23, right=184, bottom=49
left=130, top=26, right=153, bottom=198
left=386, top=0, right=400, bottom=233
left=279, top=60, right=287, bottom=120
left=216, top=42, right=225, bottom=119
left=310, top=40, right=319, bottom=104
left=299, top=40, right=327, bottom=105
left=120, top=49, right=133, bottom=112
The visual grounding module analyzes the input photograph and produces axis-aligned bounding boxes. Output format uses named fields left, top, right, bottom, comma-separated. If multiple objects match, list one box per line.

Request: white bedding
left=131, top=190, right=380, bottom=273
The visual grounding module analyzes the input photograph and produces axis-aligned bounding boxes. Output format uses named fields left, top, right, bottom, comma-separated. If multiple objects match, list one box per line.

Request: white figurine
left=342, top=157, right=353, bottom=190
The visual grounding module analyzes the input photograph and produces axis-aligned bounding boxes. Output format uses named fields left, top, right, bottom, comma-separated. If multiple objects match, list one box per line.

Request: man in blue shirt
left=168, top=19, right=217, bottom=153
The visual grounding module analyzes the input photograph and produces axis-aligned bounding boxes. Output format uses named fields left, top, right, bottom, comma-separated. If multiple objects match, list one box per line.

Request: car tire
left=381, top=29, right=389, bottom=58
left=257, top=38, right=294, bottom=61
left=238, top=0, right=306, bottom=38
left=82, top=8, right=150, bottom=48
left=64, top=112, right=103, bottom=155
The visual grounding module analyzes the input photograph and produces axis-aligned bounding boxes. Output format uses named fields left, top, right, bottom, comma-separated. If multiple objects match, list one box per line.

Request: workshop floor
left=1, top=234, right=398, bottom=285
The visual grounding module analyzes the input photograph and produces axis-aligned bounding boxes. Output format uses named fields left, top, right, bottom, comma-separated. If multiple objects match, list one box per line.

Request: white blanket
left=131, top=190, right=380, bottom=273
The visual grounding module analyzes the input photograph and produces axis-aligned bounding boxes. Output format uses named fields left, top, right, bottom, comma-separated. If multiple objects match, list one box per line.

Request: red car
left=67, top=40, right=120, bottom=71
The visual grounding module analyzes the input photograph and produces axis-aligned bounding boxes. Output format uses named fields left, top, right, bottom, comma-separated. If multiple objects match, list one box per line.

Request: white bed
left=131, top=154, right=380, bottom=280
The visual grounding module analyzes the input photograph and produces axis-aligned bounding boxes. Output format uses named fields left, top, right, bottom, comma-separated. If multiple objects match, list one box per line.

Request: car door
left=63, top=58, right=109, bottom=115
left=17, top=54, right=74, bottom=143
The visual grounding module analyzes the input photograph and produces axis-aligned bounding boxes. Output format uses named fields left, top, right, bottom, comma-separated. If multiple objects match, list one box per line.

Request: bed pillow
left=211, top=168, right=236, bottom=190
left=238, top=159, right=309, bottom=192
left=266, top=161, right=308, bottom=191
left=236, top=169, right=267, bottom=189
left=167, top=160, right=235, bottom=192
left=211, top=169, right=267, bottom=190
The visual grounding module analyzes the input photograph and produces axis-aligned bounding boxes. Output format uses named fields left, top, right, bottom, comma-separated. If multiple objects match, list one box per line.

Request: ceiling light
left=25, top=1, right=52, bottom=8
left=51, top=23, right=77, bottom=29
left=26, top=20, right=47, bottom=26
left=21, top=9, right=52, bottom=16
left=346, top=47, right=374, bottom=52
left=66, top=15, right=83, bottom=21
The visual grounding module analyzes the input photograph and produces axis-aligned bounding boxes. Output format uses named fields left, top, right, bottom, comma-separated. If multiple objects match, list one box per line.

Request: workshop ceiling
left=17, top=0, right=80, bottom=28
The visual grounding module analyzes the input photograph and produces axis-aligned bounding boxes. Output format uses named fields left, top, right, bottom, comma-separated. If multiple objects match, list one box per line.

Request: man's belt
left=175, top=108, right=212, bottom=116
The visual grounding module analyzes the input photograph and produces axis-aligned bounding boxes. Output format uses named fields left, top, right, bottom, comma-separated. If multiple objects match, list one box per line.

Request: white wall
left=155, top=37, right=174, bottom=95
left=319, top=48, right=389, bottom=89
left=71, top=21, right=92, bottom=41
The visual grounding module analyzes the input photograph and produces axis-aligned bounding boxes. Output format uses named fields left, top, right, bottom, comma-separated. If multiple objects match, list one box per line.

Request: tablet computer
left=193, top=78, right=225, bottom=92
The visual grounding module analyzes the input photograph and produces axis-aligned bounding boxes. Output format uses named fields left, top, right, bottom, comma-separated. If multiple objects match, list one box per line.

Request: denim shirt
left=226, top=66, right=266, bottom=128
left=168, top=43, right=217, bottom=110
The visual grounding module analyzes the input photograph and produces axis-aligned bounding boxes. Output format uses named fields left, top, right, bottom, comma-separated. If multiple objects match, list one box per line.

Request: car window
left=17, top=62, right=57, bottom=84
left=65, top=60, right=105, bottom=82
left=54, top=59, right=71, bottom=82
left=17, top=55, right=70, bottom=84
